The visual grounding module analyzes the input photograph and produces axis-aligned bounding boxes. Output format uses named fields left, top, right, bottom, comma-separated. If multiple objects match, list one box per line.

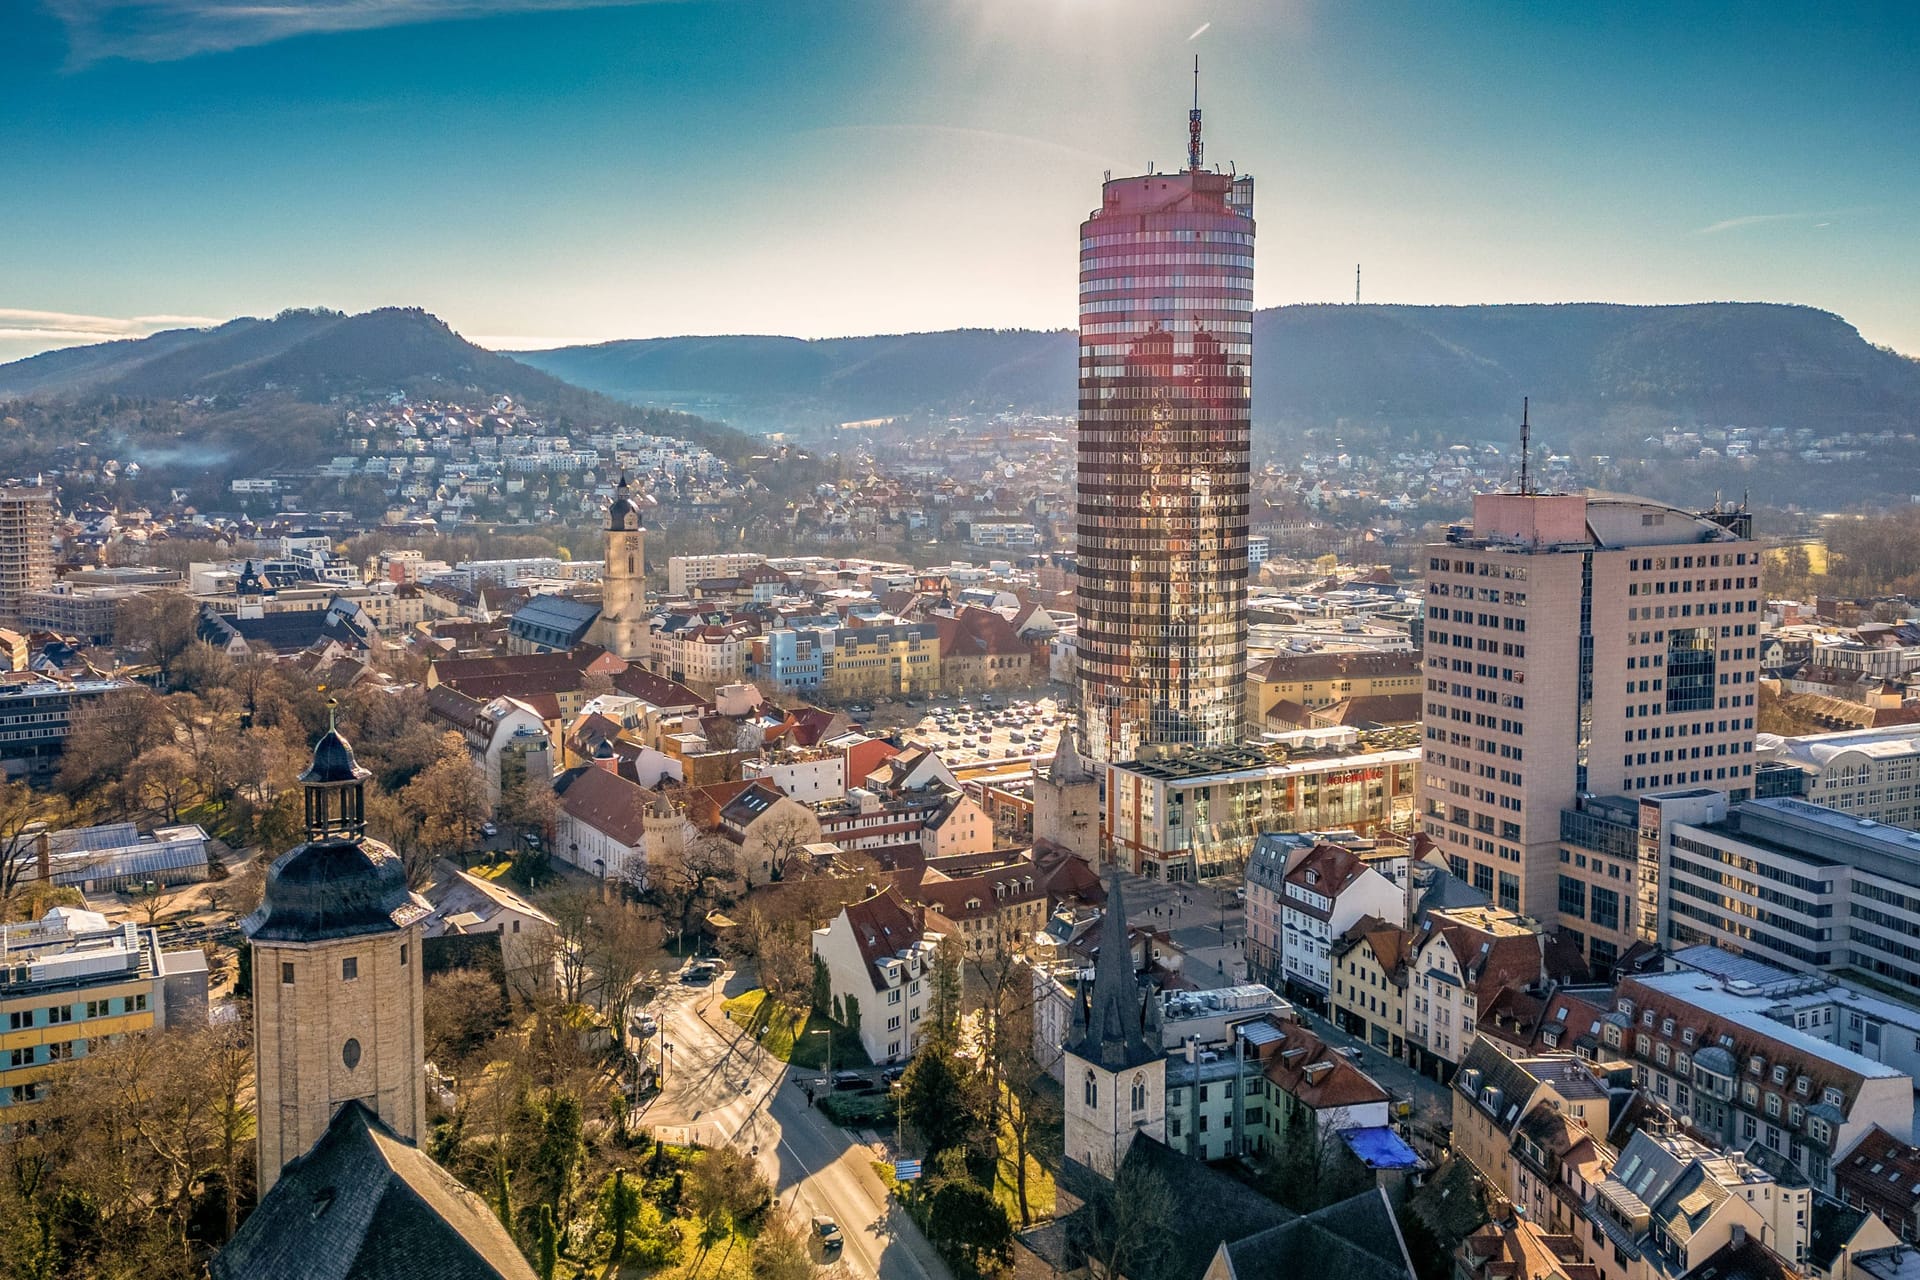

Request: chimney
left=35, top=829, right=49, bottom=883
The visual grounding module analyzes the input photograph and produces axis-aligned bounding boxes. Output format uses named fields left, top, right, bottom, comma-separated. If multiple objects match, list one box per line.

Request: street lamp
left=810, top=1028, right=832, bottom=1096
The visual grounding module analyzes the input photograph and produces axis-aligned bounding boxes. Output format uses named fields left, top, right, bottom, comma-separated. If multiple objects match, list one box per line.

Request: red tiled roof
left=1260, top=1019, right=1391, bottom=1111
left=558, top=766, right=654, bottom=847
left=839, top=888, right=929, bottom=991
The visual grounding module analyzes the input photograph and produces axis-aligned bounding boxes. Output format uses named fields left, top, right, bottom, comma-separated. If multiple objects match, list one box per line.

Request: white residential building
left=811, top=888, right=943, bottom=1065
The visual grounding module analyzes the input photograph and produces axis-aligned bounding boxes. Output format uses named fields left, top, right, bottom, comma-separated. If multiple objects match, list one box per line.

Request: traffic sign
left=893, top=1159, right=921, bottom=1181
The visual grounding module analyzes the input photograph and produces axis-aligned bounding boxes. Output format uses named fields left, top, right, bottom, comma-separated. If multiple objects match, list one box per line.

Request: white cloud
left=1694, top=209, right=1856, bottom=235
left=0, top=307, right=221, bottom=351
left=46, top=0, right=676, bottom=65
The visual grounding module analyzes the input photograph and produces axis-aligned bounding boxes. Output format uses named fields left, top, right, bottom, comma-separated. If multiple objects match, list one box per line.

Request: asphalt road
left=1112, top=870, right=1250, bottom=989
left=638, top=969, right=952, bottom=1280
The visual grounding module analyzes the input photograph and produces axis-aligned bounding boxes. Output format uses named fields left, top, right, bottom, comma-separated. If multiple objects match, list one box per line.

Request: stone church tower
left=600, top=475, right=648, bottom=661
left=244, top=719, right=429, bottom=1193
left=1062, top=874, right=1165, bottom=1180
left=1032, top=728, right=1101, bottom=865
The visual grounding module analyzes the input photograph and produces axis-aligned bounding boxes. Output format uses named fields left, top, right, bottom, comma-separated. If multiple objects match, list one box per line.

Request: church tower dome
left=244, top=710, right=429, bottom=1194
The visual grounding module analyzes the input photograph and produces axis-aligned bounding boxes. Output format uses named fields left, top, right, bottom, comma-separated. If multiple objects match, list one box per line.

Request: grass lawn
left=722, top=989, right=868, bottom=1068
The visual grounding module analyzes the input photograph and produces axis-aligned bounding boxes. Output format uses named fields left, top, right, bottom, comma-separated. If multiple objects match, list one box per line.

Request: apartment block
left=1, top=907, right=207, bottom=1106
left=667, top=552, right=766, bottom=596
left=1421, top=492, right=1763, bottom=923
left=1608, top=966, right=1914, bottom=1190
left=0, top=487, right=55, bottom=620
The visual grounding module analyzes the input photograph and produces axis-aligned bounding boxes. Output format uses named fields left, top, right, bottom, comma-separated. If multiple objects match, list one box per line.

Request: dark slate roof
left=1073, top=873, right=1157, bottom=1071
left=1223, top=1189, right=1416, bottom=1280
left=1064, top=1135, right=1294, bottom=1280
left=507, top=596, right=600, bottom=650
left=1810, top=1199, right=1873, bottom=1273
left=211, top=1101, right=535, bottom=1280
left=243, top=836, right=430, bottom=943
left=302, top=727, right=369, bottom=785
left=1679, top=1234, right=1801, bottom=1280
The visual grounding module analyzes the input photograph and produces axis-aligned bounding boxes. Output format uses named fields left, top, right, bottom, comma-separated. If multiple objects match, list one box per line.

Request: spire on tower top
left=1188, top=55, right=1203, bottom=170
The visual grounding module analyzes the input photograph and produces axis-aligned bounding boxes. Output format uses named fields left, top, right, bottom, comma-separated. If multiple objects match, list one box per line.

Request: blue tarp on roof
left=1339, top=1125, right=1421, bottom=1170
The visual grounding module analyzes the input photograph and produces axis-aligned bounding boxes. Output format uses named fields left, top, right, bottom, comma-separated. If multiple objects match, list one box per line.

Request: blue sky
left=2, top=0, right=1916, bottom=361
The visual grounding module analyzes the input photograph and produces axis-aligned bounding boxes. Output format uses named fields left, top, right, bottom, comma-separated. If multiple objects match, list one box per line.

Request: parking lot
left=883, top=691, right=1068, bottom=764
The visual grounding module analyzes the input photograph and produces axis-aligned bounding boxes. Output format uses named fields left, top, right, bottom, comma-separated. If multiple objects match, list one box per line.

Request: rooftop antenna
left=1356, top=263, right=1362, bottom=305
left=1188, top=55, right=1204, bottom=171
left=1519, top=397, right=1533, bottom=495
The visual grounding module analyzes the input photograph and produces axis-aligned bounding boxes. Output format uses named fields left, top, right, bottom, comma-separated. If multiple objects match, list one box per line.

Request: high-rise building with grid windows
left=1075, top=91, right=1254, bottom=765
left=1419, top=491, right=1764, bottom=959
left=0, top=487, right=54, bottom=622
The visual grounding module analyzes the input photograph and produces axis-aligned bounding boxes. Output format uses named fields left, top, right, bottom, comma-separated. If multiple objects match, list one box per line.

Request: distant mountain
left=0, top=307, right=760, bottom=461
left=515, top=303, right=1920, bottom=441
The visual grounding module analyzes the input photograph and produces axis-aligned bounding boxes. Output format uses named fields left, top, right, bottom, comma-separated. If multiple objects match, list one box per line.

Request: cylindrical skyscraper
left=1075, top=102, right=1254, bottom=765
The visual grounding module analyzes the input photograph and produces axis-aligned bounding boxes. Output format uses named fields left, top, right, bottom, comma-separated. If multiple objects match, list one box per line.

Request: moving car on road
left=812, top=1216, right=843, bottom=1258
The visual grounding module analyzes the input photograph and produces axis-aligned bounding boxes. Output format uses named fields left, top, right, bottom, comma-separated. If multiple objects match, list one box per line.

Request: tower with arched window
left=1062, top=874, right=1166, bottom=1179
left=600, top=475, right=647, bottom=661
left=243, top=721, right=430, bottom=1194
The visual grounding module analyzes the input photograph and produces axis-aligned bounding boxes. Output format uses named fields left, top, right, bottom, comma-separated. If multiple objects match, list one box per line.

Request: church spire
left=1076, top=870, right=1157, bottom=1070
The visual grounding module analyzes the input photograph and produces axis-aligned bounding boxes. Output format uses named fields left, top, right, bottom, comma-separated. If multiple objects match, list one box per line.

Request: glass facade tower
left=1075, top=133, right=1254, bottom=764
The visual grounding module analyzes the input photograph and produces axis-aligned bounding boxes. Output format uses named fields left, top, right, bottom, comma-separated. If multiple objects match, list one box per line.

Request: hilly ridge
left=515, top=302, right=1920, bottom=441
left=0, top=307, right=763, bottom=462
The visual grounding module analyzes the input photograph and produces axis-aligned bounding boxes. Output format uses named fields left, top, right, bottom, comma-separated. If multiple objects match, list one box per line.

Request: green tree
left=527, top=1091, right=584, bottom=1225
left=926, top=935, right=964, bottom=1047
left=534, top=1204, right=558, bottom=1280
left=924, top=1150, right=1013, bottom=1273
left=748, top=1216, right=815, bottom=1280
left=899, top=1048, right=982, bottom=1158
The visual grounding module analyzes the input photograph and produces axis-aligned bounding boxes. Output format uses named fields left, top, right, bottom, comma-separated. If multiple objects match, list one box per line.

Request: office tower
left=1419, top=491, right=1763, bottom=928
left=1075, top=79, right=1255, bottom=764
left=0, top=487, right=55, bottom=620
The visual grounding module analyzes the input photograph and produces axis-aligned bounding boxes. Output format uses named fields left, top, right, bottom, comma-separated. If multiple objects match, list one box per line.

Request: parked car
left=630, top=1014, right=658, bottom=1038
left=479, top=822, right=498, bottom=838
left=521, top=832, right=542, bottom=849
left=831, top=1070, right=870, bottom=1092
left=882, top=1064, right=906, bottom=1084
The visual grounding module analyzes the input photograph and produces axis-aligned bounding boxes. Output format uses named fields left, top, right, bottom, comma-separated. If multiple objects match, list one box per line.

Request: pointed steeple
left=1075, top=870, right=1156, bottom=1070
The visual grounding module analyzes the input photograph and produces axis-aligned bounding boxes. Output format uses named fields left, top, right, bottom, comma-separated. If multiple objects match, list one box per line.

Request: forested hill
left=0, top=307, right=761, bottom=463
left=514, top=302, right=1920, bottom=438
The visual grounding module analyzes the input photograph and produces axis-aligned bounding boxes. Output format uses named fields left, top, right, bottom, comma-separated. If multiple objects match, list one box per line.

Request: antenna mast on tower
left=1355, top=263, right=1361, bottom=304
left=1189, top=56, right=1204, bottom=170
left=1519, top=397, right=1533, bottom=495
